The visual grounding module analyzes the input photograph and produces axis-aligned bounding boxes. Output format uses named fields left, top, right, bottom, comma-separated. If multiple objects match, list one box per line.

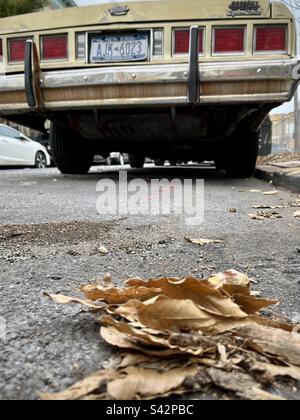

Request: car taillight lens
left=255, top=25, right=287, bottom=52
left=213, top=27, right=245, bottom=54
left=76, top=33, right=86, bottom=60
left=173, top=29, right=204, bottom=54
left=41, top=34, right=68, bottom=60
left=8, top=38, right=28, bottom=63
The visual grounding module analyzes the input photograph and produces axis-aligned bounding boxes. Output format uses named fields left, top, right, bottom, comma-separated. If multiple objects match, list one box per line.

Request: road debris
left=252, top=200, right=300, bottom=210
left=43, top=269, right=300, bottom=401
left=185, top=237, right=223, bottom=246
left=252, top=205, right=284, bottom=210
left=98, top=246, right=109, bottom=255
left=240, top=189, right=279, bottom=196
left=249, top=211, right=283, bottom=220
left=288, top=200, right=300, bottom=208
left=257, top=153, right=300, bottom=166
left=229, top=208, right=237, bottom=213
left=294, top=211, right=300, bottom=219
left=262, top=191, right=279, bottom=196
left=240, top=189, right=262, bottom=193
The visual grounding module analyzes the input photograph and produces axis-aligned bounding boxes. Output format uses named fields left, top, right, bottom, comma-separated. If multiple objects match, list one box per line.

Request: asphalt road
left=0, top=165, right=300, bottom=400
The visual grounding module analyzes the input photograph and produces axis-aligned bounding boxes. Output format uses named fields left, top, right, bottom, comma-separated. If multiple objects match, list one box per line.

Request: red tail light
left=41, top=34, right=68, bottom=60
left=8, top=38, right=28, bottom=63
left=213, top=27, right=245, bottom=54
left=174, top=29, right=204, bottom=54
left=255, top=25, right=287, bottom=52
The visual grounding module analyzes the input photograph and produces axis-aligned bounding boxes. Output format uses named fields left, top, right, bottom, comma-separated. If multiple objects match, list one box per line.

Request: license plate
left=90, top=33, right=149, bottom=63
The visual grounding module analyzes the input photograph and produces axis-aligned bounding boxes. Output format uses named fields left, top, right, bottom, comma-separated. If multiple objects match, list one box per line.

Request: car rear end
left=0, top=0, right=298, bottom=176
left=0, top=0, right=298, bottom=112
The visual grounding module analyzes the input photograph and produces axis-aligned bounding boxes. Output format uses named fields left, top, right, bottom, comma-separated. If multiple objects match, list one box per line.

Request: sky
left=74, top=0, right=300, bottom=114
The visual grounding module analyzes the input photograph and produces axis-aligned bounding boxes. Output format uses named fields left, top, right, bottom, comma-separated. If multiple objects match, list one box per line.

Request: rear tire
left=50, top=121, right=93, bottom=174
left=129, top=154, right=145, bottom=169
left=225, top=130, right=259, bottom=178
left=35, top=151, right=47, bottom=169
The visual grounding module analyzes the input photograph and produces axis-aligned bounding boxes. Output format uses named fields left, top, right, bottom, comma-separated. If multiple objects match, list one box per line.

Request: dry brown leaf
left=207, top=368, right=284, bottom=400
left=208, top=269, right=250, bottom=288
left=185, top=237, right=222, bottom=246
left=207, top=270, right=260, bottom=304
left=100, top=315, right=170, bottom=348
left=100, top=326, right=196, bottom=357
left=44, top=269, right=300, bottom=400
left=81, top=284, right=161, bottom=304
left=126, top=276, right=248, bottom=318
left=134, top=298, right=254, bottom=334
left=44, top=293, right=105, bottom=310
left=101, top=315, right=218, bottom=356
left=249, top=211, right=282, bottom=220
left=251, top=361, right=300, bottom=383
left=117, top=353, right=163, bottom=369
left=100, top=316, right=210, bottom=356
left=288, top=200, right=300, bottom=208
left=262, top=191, right=279, bottom=196
left=81, top=394, right=107, bottom=400
left=252, top=205, right=284, bottom=209
left=101, top=326, right=152, bottom=353
left=235, top=324, right=300, bottom=366
left=107, top=364, right=198, bottom=400
left=232, top=294, right=278, bottom=315
left=136, top=298, right=220, bottom=332
left=41, top=369, right=118, bottom=400
left=249, top=315, right=293, bottom=333
left=240, top=189, right=262, bottom=193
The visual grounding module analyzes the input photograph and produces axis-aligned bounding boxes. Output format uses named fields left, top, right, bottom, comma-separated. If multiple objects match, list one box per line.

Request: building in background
left=271, top=114, right=295, bottom=153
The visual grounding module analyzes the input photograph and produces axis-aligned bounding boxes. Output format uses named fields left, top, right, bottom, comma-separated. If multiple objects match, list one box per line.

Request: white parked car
left=0, top=124, right=50, bottom=168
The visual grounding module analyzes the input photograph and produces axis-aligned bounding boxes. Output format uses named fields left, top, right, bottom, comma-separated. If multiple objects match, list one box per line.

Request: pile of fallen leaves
left=257, top=153, right=300, bottom=166
left=42, top=270, right=300, bottom=400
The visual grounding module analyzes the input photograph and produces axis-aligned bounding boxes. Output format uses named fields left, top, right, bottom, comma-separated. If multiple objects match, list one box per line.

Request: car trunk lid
left=0, top=0, right=271, bottom=35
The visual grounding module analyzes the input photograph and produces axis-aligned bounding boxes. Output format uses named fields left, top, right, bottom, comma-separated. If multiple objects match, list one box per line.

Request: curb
left=255, top=165, right=300, bottom=193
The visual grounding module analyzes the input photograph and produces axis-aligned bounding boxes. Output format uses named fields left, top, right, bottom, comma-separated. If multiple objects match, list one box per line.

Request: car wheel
left=35, top=151, right=47, bottom=169
left=225, top=130, right=259, bottom=178
left=154, top=159, right=165, bottom=166
left=50, top=121, right=93, bottom=174
left=128, top=154, right=145, bottom=169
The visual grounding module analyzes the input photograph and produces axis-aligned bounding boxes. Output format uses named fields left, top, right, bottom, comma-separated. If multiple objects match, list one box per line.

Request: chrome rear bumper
left=0, top=58, right=299, bottom=114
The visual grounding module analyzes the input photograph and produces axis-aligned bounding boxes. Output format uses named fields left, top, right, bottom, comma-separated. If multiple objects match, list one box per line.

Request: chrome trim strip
left=42, top=59, right=299, bottom=88
left=0, top=59, right=298, bottom=91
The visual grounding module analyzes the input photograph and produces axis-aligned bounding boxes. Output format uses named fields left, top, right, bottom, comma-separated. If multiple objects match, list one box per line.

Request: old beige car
left=0, top=0, right=299, bottom=176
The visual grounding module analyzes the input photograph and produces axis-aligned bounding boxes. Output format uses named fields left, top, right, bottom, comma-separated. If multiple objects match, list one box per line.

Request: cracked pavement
left=0, top=165, right=300, bottom=399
